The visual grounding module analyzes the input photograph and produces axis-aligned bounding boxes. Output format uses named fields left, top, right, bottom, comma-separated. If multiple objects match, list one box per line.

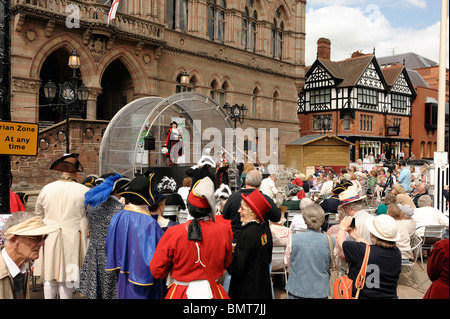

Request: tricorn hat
left=169, top=121, right=178, bottom=126
left=117, top=171, right=156, bottom=206
left=50, top=153, right=84, bottom=173
left=241, top=189, right=271, bottom=222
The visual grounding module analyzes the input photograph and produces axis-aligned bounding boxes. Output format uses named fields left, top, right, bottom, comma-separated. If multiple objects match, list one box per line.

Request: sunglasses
left=22, top=235, right=48, bottom=243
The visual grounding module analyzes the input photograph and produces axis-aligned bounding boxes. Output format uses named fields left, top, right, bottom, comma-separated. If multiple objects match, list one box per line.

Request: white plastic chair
left=418, top=225, right=446, bottom=269
left=271, top=245, right=288, bottom=298
left=400, top=236, right=425, bottom=292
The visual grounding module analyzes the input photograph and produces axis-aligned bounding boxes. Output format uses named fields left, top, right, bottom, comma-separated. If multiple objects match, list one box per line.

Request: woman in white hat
left=336, top=214, right=402, bottom=299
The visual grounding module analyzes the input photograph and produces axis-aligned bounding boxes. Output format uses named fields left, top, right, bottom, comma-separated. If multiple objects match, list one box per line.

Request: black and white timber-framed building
left=297, top=51, right=417, bottom=163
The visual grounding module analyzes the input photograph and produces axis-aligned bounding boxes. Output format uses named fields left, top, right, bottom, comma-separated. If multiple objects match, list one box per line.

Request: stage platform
left=143, top=165, right=216, bottom=186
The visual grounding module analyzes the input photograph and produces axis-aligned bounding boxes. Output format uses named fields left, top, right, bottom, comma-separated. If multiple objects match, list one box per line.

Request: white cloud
left=405, top=0, right=427, bottom=9
left=305, top=5, right=449, bottom=67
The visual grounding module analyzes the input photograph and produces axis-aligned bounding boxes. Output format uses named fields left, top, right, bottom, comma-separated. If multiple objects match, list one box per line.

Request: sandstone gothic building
left=9, top=0, right=307, bottom=190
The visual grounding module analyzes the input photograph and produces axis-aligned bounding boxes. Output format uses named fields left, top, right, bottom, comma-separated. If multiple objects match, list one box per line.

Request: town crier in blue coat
left=105, top=171, right=164, bottom=299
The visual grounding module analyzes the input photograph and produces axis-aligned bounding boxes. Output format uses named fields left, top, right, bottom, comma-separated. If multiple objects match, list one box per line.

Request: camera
left=349, top=218, right=356, bottom=229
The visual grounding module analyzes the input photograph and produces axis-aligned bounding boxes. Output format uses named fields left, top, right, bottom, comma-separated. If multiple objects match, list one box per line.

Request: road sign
left=0, top=120, right=39, bottom=156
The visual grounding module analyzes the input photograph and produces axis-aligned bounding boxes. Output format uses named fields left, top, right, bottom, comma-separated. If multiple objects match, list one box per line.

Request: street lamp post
left=223, top=103, right=248, bottom=163
left=43, top=49, right=90, bottom=153
left=223, top=103, right=248, bottom=129
left=180, top=70, right=189, bottom=92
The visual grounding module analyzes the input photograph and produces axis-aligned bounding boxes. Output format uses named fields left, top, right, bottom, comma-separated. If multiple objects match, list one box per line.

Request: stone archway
left=96, top=59, right=133, bottom=120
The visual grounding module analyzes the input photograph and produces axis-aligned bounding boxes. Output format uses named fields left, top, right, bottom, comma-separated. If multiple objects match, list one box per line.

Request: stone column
left=85, top=87, right=102, bottom=120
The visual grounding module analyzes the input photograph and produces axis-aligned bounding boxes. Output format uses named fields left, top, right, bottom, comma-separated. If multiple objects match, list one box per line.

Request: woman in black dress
left=227, top=189, right=273, bottom=299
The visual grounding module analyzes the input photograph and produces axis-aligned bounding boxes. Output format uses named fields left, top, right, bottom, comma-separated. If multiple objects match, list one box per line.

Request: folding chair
left=324, top=213, right=338, bottom=231
left=271, top=245, right=288, bottom=298
left=287, top=210, right=301, bottom=227
left=418, top=225, right=446, bottom=269
left=400, top=236, right=425, bottom=292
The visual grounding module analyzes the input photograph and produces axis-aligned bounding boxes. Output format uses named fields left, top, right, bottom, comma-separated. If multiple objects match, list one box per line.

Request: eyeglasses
left=22, top=235, right=48, bottom=243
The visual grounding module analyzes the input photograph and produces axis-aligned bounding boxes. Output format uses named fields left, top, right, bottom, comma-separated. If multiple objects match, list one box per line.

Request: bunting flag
left=108, top=0, right=121, bottom=25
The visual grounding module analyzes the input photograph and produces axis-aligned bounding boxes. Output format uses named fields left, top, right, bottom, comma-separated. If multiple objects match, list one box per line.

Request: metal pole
left=436, top=0, right=447, bottom=152
left=66, top=109, right=70, bottom=153
left=0, top=0, right=11, bottom=214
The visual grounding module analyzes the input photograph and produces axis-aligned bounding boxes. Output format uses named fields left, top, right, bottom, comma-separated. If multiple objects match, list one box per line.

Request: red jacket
left=10, top=191, right=25, bottom=213
left=424, top=239, right=449, bottom=299
left=150, top=220, right=232, bottom=299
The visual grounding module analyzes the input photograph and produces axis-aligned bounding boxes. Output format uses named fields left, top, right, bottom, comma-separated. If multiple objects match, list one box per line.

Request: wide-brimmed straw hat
left=50, top=153, right=84, bottom=173
left=338, top=188, right=366, bottom=208
left=3, top=214, right=58, bottom=240
left=365, top=214, right=401, bottom=242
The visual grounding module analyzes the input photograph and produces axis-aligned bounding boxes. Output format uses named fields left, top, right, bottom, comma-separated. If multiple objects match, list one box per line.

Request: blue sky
left=305, top=0, right=449, bottom=67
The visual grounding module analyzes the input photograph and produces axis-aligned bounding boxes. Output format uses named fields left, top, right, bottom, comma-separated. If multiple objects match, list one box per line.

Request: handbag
left=326, top=234, right=339, bottom=298
left=333, top=244, right=370, bottom=299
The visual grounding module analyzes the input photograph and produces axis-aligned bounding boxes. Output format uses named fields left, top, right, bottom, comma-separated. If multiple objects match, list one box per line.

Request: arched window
left=272, top=91, right=279, bottom=119
left=271, top=8, right=284, bottom=59
left=167, top=0, right=189, bottom=32
left=242, top=0, right=257, bottom=51
left=210, top=80, right=227, bottom=106
left=252, top=87, right=259, bottom=117
left=208, top=0, right=226, bottom=43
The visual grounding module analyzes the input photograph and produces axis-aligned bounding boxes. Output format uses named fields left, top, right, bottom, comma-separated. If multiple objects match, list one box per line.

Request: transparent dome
left=99, top=92, right=234, bottom=178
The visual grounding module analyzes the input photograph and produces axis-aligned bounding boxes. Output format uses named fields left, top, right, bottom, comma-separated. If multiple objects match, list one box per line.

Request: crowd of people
left=0, top=153, right=448, bottom=300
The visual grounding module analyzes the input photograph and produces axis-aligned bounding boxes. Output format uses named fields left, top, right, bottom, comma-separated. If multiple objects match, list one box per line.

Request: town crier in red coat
left=164, top=121, right=183, bottom=166
left=150, top=177, right=233, bottom=299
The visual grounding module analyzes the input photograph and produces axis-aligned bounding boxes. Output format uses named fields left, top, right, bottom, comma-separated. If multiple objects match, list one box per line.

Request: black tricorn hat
left=169, top=121, right=178, bottom=126
left=117, top=170, right=156, bottom=206
left=50, top=153, right=84, bottom=173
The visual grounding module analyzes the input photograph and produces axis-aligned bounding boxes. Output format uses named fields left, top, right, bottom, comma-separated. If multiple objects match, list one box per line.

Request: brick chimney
left=351, top=50, right=365, bottom=58
left=317, top=37, right=331, bottom=60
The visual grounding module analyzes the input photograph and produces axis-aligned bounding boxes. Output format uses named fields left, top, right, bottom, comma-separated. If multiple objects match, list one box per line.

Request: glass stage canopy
left=99, top=92, right=234, bottom=178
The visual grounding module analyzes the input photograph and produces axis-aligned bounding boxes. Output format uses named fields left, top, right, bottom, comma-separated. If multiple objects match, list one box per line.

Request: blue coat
left=105, top=209, right=164, bottom=299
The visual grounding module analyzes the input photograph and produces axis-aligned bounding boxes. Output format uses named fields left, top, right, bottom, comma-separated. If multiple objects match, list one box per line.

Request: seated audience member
left=376, top=192, right=397, bottom=215
left=412, top=195, right=449, bottom=238
left=319, top=172, right=334, bottom=199
left=387, top=204, right=412, bottom=262
left=320, top=182, right=347, bottom=231
left=366, top=171, right=377, bottom=195
left=290, top=198, right=313, bottom=233
left=336, top=214, right=402, bottom=299
left=412, top=183, right=429, bottom=208
left=337, top=189, right=373, bottom=243
left=270, top=208, right=292, bottom=271
left=396, top=204, right=416, bottom=237
left=392, top=184, right=416, bottom=208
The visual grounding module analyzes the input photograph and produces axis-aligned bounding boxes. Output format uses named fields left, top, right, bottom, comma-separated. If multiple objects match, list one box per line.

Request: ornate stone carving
left=12, top=78, right=42, bottom=94
left=25, top=29, right=37, bottom=42
left=14, top=13, right=26, bottom=32
left=134, top=41, right=144, bottom=56
left=44, top=20, right=55, bottom=38
left=82, top=28, right=92, bottom=45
